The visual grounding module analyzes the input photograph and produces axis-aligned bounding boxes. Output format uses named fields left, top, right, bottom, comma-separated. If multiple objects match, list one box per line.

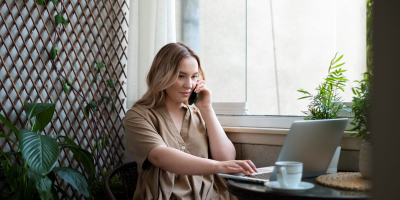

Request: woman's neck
left=164, top=97, right=185, bottom=112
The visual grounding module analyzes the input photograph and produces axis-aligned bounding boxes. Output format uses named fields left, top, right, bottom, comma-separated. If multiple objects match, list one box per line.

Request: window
left=178, top=0, right=366, bottom=119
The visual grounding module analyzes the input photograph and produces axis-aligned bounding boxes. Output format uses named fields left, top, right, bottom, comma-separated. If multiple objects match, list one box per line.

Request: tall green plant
left=298, top=53, right=350, bottom=119
left=0, top=102, right=94, bottom=200
left=350, top=72, right=372, bottom=142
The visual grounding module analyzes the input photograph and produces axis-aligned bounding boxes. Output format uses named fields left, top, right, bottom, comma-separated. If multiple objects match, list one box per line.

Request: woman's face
left=165, top=56, right=199, bottom=105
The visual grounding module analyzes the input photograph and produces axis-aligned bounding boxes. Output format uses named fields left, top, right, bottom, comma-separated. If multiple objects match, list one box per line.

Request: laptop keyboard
left=247, top=172, right=272, bottom=180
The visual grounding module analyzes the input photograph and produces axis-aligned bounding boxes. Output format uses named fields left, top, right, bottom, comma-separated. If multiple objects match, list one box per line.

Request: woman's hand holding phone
left=191, top=80, right=212, bottom=109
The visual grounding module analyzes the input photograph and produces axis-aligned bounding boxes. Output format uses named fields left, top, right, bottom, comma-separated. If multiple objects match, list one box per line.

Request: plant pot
left=359, top=143, right=372, bottom=179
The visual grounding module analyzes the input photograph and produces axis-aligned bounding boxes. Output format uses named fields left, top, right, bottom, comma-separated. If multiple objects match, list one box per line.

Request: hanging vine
left=28, top=0, right=123, bottom=177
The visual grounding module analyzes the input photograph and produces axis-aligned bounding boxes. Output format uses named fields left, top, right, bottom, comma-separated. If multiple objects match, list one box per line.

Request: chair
left=105, top=161, right=139, bottom=200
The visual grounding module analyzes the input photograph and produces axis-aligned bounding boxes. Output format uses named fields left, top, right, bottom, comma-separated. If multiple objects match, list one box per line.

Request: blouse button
left=181, top=146, right=186, bottom=150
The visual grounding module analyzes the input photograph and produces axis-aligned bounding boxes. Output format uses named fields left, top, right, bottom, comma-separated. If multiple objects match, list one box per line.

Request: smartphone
left=188, top=88, right=199, bottom=105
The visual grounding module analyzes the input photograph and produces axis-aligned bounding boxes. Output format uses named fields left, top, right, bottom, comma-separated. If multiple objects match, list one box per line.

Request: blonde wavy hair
left=134, top=43, right=205, bottom=108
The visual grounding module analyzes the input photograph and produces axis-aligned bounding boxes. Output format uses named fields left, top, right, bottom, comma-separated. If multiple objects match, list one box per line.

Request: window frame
left=214, top=101, right=354, bottom=129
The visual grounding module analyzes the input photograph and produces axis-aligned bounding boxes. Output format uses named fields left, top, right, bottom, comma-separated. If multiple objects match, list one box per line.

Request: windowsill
left=223, top=126, right=363, bottom=151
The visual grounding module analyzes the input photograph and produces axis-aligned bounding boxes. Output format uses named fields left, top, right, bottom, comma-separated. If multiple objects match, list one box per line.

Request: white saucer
left=265, top=181, right=315, bottom=193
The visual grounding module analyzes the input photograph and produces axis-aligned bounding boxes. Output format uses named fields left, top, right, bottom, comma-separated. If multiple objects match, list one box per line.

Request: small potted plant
left=350, top=72, right=372, bottom=179
left=298, top=53, right=351, bottom=120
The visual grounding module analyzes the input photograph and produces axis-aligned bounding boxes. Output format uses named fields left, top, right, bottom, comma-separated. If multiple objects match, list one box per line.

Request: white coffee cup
left=275, top=161, right=303, bottom=188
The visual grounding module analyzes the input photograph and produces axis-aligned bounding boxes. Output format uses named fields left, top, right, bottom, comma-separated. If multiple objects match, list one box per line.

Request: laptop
left=218, top=118, right=348, bottom=184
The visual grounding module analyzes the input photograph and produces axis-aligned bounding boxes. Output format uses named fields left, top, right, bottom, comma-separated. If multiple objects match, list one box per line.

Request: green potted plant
left=350, top=72, right=372, bottom=179
left=298, top=53, right=351, bottom=119
left=0, top=102, right=95, bottom=200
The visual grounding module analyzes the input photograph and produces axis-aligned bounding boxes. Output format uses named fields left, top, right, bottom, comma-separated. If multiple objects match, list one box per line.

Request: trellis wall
left=0, top=0, right=128, bottom=198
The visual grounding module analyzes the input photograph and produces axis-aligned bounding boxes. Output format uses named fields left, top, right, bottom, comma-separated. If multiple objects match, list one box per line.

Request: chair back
left=104, top=161, right=139, bottom=200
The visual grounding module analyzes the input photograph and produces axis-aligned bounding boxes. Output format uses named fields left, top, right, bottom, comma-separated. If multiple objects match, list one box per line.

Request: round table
left=227, top=177, right=371, bottom=200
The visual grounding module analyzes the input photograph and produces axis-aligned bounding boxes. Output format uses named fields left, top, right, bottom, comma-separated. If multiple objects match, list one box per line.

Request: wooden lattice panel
left=0, top=0, right=128, bottom=198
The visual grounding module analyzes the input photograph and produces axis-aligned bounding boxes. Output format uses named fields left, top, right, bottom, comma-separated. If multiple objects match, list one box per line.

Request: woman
left=124, top=43, right=257, bottom=200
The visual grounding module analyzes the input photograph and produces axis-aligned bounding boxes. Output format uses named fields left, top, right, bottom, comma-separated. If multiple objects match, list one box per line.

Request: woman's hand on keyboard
left=214, top=160, right=258, bottom=175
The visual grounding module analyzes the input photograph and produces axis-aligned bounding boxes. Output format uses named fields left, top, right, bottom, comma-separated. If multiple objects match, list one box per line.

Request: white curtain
left=126, top=0, right=176, bottom=110
left=124, top=0, right=175, bottom=162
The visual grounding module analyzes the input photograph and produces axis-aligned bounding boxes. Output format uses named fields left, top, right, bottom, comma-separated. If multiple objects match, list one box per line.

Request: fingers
left=246, top=160, right=258, bottom=173
left=234, top=160, right=258, bottom=175
left=195, top=80, right=206, bottom=93
left=240, top=161, right=255, bottom=175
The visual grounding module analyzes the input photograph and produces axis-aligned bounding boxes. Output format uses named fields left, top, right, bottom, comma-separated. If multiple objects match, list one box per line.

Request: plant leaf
left=26, top=168, right=53, bottom=200
left=33, top=105, right=55, bottom=132
left=62, top=17, right=68, bottom=25
left=0, top=114, right=19, bottom=136
left=37, top=0, right=44, bottom=5
left=332, top=62, right=345, bottom=69
left=56, top=135, right=95, bottom=180
left=54, top=135, right=77, bottom=147
left=84, top=105, right=90, bottom=118
left=96, top=141, right=101, bottom=152
left=50, top=45, right=57, bottom=60
left=53, top=167, right=92, bottom=198
left=55, top=13, right=62, bottom=25
left=37, top=176, right=53, bottom=200
left=62, top=144, right=95, bottom=181
left=88, top=102, right=98, bottom=108
left=96, top=62, right=105, bottom=70
left=44, top=0, right=57, bottom=4
left=0, top=132, right=16, bottom=145
left=332, top=54, right=343, bottom=65
left=24, top=102, right=55, bottom=132
left=65, top=78, right=74, bottom=89
left=62, top=81, right=68, bottom=94
left=50, top=186, right=60, bottom=200
left=102, top=96, right=111, bottom=101
left=55, top=13, right=68, bottom=26
left=101, top=135, right=105, bottom=148
left=19, top=129, right=59, bottom=175
left=107, top=79, right=115, bottom=88
left=0, top=148, right=10, bottom=164
left=111, top=102, right=116, bottom=111
left=93, top=75, right=98, bottom=83
left=298, top=96, right=312, bottom=100
left=24, top=102, right=50, bottom=121
left=105, top=137, right=110, bottom=147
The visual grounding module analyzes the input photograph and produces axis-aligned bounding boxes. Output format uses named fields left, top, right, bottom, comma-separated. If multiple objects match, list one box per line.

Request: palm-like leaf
left=298, top=53, right=348, bottom=119
left=19, top=129, right=59, bottom=175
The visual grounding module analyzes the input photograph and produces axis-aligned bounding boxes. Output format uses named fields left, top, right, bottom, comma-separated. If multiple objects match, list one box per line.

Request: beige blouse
left=124, top=103, right=230, bottom=200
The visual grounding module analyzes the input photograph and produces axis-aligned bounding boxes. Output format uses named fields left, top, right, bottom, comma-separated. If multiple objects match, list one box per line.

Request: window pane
left=199, top=0, right=246, bottom=102
left=247, top=0, right=366, bottom=115
left=189, top=0, right=366, bottom=115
